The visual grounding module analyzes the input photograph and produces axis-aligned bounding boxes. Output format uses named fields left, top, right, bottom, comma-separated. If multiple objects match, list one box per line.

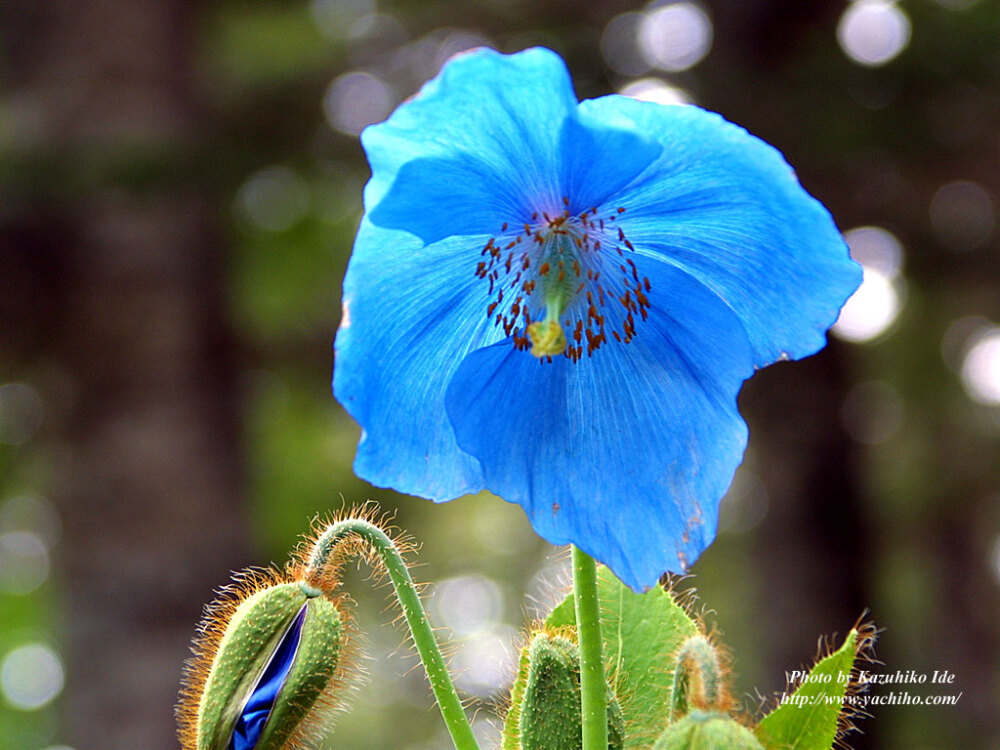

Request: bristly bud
left=652, top=710, right=763, bottom=750
left=669, top=635, right=729, bottom=717
left=654, top=634, right=761, bottom=750
left=177, top=573, right=350, bottom=750
left=518, top=631, right=624, bottom=750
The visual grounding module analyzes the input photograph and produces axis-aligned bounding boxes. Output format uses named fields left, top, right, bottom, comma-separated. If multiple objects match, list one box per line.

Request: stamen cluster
left=474, top=198, right=652, bottom=362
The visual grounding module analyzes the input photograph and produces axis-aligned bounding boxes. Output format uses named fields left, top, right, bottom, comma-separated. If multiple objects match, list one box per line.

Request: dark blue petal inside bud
left=229, top=604, right=307, bottom=750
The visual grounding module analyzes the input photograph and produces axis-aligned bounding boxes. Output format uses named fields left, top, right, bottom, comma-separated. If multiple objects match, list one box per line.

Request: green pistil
left=527, top=273, right=571, bottom=358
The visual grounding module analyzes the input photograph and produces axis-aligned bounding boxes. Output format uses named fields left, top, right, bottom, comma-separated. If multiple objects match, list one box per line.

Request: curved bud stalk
left=296, top=510, right=480, bottom=750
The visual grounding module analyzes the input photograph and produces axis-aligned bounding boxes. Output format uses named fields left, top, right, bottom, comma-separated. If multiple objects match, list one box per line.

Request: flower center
left=475, top=199, right=651, bottom=362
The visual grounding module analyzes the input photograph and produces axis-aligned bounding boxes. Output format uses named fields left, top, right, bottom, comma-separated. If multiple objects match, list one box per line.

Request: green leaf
left=754, top=630, right=859, bottom=750
left=544, top=567, right=700, bottom=748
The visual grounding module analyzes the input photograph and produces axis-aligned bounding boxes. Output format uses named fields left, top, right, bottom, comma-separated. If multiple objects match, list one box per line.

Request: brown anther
left=626, top=258, right=638, bottom=280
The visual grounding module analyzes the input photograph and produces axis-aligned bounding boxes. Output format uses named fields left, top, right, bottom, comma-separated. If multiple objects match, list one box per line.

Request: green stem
left=305, top=519, right=480, bottom=750
left=573, top=546, right=608, bottom=750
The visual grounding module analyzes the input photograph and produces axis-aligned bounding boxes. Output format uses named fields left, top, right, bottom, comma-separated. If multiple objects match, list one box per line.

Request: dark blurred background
left=1, top=0, right=998, bottom=748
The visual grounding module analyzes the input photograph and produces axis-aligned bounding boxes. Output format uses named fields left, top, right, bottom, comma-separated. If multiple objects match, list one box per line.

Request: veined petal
left=334, top=219, right=501, bottom=500
left=371, top=114, right=663, bottom=246
left=558, top=114, right=662, bottom=217
left=362, top=47, right=578, bottom=238
left=444, top=260, right=755, bottom=591
left=578, top=96, right=861, bottom=366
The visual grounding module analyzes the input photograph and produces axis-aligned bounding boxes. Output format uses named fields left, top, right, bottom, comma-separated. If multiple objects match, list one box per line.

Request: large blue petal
left=362, top=47, right=578, bottom=228
left=558, top=113, right=662, bottom=218
left=367, top=49, right=662, bottom=245
left=334, top=219, right=501, bottom=500
left=578, top=96, right=862, bottom=367
left=370, top=115, right=662, bottom=245
left=444, top=261, right=756, bottom=591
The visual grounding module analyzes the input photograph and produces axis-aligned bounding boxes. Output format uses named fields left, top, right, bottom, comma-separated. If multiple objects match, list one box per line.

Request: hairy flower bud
left=518, top=631, right=624, bottom=750
left=653, top=710, right=763, bottom=750
left=178, top=578, right=346, bottom=750
left=655, top=634, right=761, bottom=750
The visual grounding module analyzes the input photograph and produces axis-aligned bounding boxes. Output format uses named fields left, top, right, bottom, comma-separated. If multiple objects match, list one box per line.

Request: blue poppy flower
left=334, top=47, right=860, bottom=591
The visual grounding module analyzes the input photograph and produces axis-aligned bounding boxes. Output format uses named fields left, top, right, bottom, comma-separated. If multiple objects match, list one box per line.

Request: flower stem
left=572, top=546, right=608, bottom=750
left=305, top=519, right=480, bottom=750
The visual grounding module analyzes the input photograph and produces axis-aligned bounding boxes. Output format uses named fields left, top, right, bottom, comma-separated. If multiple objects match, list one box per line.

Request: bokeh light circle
left=619, top=78, right=692, bottom=105
left=638, top=2, right=713, bottom=72
left=961, top=327, right=1000, bottom=405
left=833, top=226, right=906, bottom=343
left=1, top=643, right=64, bottom=711
left=236, top=166, right=310, bottom=232
left=324, top=71, right=395, bottom=137
left=837, top=0, right=911, bottom=67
